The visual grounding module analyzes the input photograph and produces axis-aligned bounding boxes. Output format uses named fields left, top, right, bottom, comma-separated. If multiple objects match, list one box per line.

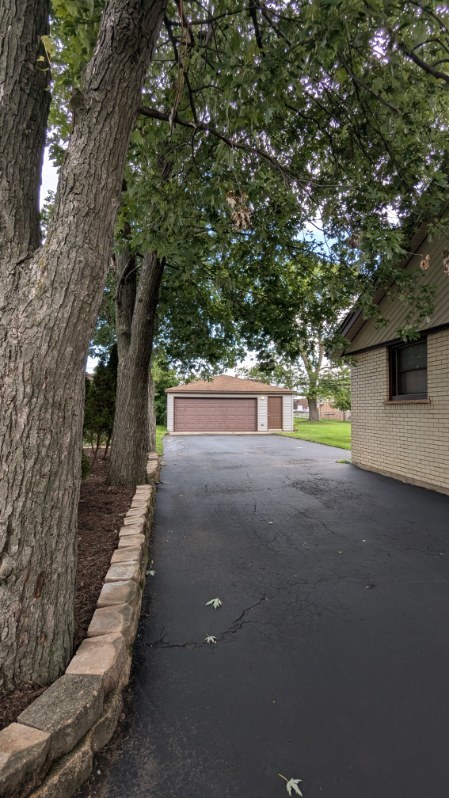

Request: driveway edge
left=0, top=453, right=160, bottom=798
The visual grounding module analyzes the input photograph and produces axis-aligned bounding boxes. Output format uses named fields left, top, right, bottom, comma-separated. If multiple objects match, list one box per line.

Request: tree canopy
left=51, top=0, right=449, bottom=357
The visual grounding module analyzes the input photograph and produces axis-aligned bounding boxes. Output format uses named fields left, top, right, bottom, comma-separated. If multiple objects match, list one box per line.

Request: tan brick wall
left=351, top=329, right=449, bottom=495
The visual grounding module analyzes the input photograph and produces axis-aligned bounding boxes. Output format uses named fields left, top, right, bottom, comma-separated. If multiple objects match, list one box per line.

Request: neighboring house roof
left=166, top=375, right=294, bottom=394
left=341, top=224, right=449, bottom=354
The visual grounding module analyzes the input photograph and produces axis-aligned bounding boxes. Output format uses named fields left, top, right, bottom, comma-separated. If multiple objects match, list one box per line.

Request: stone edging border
left=0, top=453, right=160, bottom=798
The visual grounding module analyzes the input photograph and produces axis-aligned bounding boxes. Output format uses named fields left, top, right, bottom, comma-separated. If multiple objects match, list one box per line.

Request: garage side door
left=174, top=398, right=257, bottom=432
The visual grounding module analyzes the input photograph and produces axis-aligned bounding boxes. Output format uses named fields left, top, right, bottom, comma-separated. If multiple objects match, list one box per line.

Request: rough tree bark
left=0, top=0, right=50, bottom=265
left=0, top=0, right=166, bottom=692
left=109, top=251, right=165, bottom=485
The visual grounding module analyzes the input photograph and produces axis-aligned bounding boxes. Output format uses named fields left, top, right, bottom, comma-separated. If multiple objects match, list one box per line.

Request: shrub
left=83, top=344, right=117, bottom=460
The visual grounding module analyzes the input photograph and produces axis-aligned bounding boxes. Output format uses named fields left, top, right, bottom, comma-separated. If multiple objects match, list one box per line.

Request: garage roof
left=166, top=375, right=294, bottom=394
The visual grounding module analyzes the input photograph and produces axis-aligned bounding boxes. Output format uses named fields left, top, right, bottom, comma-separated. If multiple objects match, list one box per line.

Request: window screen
left=390, top=339, right=427, bottom=400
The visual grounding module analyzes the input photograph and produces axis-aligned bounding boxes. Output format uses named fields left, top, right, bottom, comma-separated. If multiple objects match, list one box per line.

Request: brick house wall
left=351, top=328, right=449, bottom=495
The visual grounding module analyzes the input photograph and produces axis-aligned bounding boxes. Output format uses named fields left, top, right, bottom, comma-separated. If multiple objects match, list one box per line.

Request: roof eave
left=338, top=222, right=430, bottom=350
left=165, top=388, right=295, bottom=394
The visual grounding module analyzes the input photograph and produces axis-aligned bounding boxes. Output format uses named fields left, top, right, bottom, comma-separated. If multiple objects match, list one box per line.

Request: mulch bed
left=0, top=451, right=134, bottom=731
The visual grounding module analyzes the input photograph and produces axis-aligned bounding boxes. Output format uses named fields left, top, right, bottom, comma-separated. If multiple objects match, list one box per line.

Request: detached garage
left=166, top=375, right=294, bottom=434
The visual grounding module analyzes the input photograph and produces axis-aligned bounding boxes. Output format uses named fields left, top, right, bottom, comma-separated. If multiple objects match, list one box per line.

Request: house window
left=390, top=338, right=427, bottom=400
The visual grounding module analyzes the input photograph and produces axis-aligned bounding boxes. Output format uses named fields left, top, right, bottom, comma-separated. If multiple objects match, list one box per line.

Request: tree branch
left=399, top=42, right=449, bottom=83
left=139, top=104, right=293, bottom=176
left=248, top=0, right=264, bottom=51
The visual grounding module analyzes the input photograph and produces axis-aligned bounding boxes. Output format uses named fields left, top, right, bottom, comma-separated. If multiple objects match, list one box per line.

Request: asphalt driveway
left=86, top=434, right=449, bottom=798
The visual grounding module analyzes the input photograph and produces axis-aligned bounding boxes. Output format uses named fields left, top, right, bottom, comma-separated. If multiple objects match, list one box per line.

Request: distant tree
left=83, top=345, right=118, bottom=461
left=322, top=367, right=351, bottom=414
left=153, top=358, right=180, bottom=426
left=232, top=255, right=354, bottom=421
left=236, top=362, right=298, bottom=390
left=239, top=360, right=351, bottom=421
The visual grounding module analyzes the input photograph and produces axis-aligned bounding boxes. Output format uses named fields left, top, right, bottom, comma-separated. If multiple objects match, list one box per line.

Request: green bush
left=83, top=344, right=117, bottom=460
left=153, top=358, right=180, bottom=425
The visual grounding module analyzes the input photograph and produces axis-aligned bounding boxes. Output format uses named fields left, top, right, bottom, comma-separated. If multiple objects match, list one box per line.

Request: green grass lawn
left=156, top=425, right=167, bottom=455
left=279, top=418, right=351, bottom=450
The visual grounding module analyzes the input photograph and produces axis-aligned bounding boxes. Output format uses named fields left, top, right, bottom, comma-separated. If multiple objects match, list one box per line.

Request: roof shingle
left=165, top=374, right=294, bottom=394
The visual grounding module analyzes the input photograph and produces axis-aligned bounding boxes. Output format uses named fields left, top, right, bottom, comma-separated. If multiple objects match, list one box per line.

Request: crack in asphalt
left=144, top=586, right=301, bottom=650
left=143, top=567, right=386, bottom=652
left=145, top=596, right=267, bottom=650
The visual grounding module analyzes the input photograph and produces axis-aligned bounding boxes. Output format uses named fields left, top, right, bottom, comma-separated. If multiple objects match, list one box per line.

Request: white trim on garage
left=167, top=394, right=174, bottom=432
left=282, top=395, right=294, bottom=431
left=257, top=395, right=268, bottom=432
left=166, top=392, right=293, bottom=433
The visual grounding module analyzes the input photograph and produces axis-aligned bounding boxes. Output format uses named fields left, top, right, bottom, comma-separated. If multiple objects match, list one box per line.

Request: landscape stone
left=118, top=534, right=145, bottom=549
left=119, top=522, right=145, bottom=536
left=104, top=562, right=140, bottom=582
left=136, top=494, right=152, bottom=503
left=97, top=579, right=139, bottom=607
left=111, top=545, right=142, bottom=564
left=135, top=486, right=152, bottom=495
left=66, top=632, right=130, bottom=694
left=87, top=604, right=137, bottom=644
left=147, top=464, right=158, bottom=482
left=130, top=506, right=149, bottom=516
left=18, top=674, right=103, bottom=761
left=31, top=736, right=92, bottom=798
left=88, top=688, right=123, bottom=753
left=133, top=497, right=149, bottom=505
left=123, top=516, right=146, bottom=526
left=0, top=722, right=50, bottom=797
left=129, top=503, right=150, bottom=514
left=125, top=517, right=145, bottom=527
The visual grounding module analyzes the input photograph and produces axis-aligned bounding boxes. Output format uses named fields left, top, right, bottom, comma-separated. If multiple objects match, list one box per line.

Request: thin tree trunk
left=109, top=252, right=165, bottom=485
left=103, top=434, right=112, bottom=460
left=0, top=0, right=165, bottom=692
left=308, top=397, right=320, bottom=422
left=300, top=339, right=324, bottom=425
left=148, top=369, right=157, bottom=452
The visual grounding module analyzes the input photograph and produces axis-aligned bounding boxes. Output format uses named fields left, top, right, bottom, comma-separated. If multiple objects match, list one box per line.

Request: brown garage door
left=174, top=397, right=257, bottom=432
left=268, top=396, right=283, bottom=429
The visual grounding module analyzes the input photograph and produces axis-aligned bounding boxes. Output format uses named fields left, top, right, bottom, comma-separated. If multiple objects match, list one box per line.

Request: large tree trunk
left=109, top=252, right=165, bottom=485
left=0, top=0, right=165, bottom=693
left=308, top=397, right=320, bottom=422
